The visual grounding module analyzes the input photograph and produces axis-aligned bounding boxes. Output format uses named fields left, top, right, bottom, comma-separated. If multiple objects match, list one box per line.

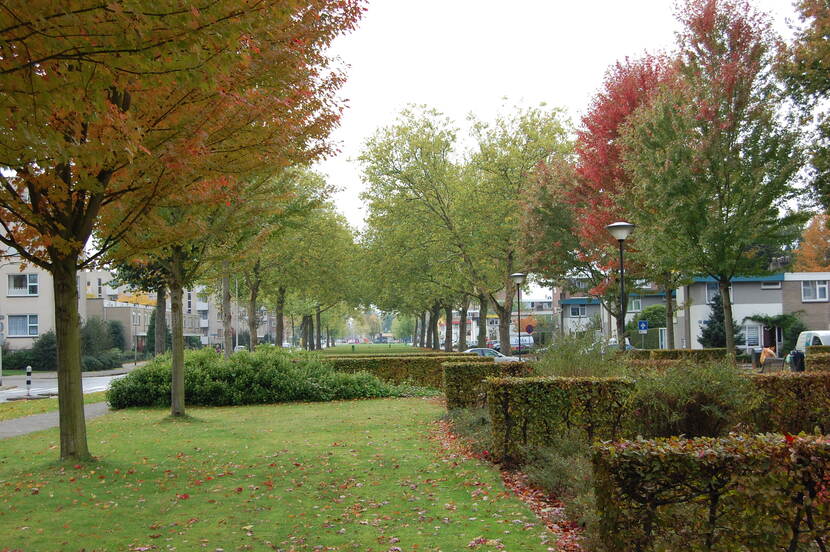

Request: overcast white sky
left=316, top=0, right=800, bottom=230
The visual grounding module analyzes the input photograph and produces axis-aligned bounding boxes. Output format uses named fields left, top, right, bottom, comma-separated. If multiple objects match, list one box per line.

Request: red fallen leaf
left=149, top=533, right=162, bottom=538
left=206, top=476, right=213, bottom=480
left=262, top=480, right=274, bottom=488
left=293, top=462, right=302, bottom=467
left=73, top=465, right=83, bottom=470
left=785, top=433, right=796, bottom=444
left=176, top=493, right=190, bottom=500
left=69, top=477, right=76, bottom=482
left=235, top=487, right=243, bottom=493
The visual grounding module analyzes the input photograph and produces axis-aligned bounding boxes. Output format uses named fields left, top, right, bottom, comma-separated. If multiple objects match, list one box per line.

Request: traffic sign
left=638, top=320, right=649, bottom=334
left=525, top=325, right=534, bottom=334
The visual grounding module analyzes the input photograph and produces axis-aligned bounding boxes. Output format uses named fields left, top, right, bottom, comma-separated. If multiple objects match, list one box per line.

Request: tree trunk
left=300, top=316, right=307, bottom=349
left=425, top=311, right=433, bottom=349
left=444, top=305, right=453, bottom=352
left=247, top=261, right=261, bottom=352
left=495, top=278, right=515, bottom=355
left=431, top=303, right=441, bottom=350
left=412, top=317, right=419, bottom=346
left=275, top=287, right=286, bottom=348
left=720, top=280, right=736, bottom=358
left=169, top=248, right=186, bottom=417
left=222, top=267, right=232, bottom=358
left=315, top=305, right=322, bottom=350
left=478, top=293, right=488, bottom=348
left=665, top=287, right=675, bottom=350
left=53, top=258, right=90, bottom=460
left=155, top=287, right=167, bottom=356
left=459, top=297, right=469, bottom=351
left=419, top=312, right=427, bottom=347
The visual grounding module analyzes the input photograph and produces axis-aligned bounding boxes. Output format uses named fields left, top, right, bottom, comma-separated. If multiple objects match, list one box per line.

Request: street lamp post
left=510, top=272, right=527, bottom=360
left=605, top=221, right=635, bottom=351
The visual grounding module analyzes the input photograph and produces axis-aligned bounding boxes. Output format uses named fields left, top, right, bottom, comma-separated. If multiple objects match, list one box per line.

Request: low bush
left=750, top=371, right=830, bottom=434
left=649, top=348, right=727, bottom=361
left=806, top=345, right=830, bottom=354
left=32, top=331, right=57, bottom=371
left=624, top=349, right=651, bottom=360
left=534, top=331, right=626, bottom=378
left=443, top=407, right=494, bottom=456
left=107, top=348, right=423, bottom=409
left=593, top=434, right=830, bottom=551
left=626, top=360, right=760, bottom=438
left=443, top=361, right=531, bottom=409
left=487, top=376, right=634, bottom=464
left=621, top=358, right=685, bottom=375
left=3, top=348, right=36, bottom=371
left=806, top=352, right=830, bottom=371
left=326, top=355, right=492, bottom=388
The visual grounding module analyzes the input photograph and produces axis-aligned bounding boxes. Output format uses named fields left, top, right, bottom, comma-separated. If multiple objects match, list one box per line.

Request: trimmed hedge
left=806, top=345, right=830, bottom=354
left=806, top=352, right=830, bottom=371
left=325, top=352, right=480, bottom=360
left=750, top=372, right=830, bottom=434
left=443, top=361, right=532, bottom=409
left=624, top=349, right=652, bottom=360
left=649, top=348, right=727, bottom=361
left=621, top=358, right=686, bottom=374
left=593, top=434, right=830, bottom=551
left=487, top=376, right=634, bottom=465
left=108, top=348, right=409, bottom=409
left=326, top=355, right=492, bottom=388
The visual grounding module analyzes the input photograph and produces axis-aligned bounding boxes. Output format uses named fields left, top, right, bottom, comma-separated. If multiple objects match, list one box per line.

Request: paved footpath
left=0, top=402, right=110, bottom=440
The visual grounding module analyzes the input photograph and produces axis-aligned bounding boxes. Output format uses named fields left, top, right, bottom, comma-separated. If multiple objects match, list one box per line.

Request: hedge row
left=443, top=362, right=532, bottom=409
left=593, top=434, right=830, bottom=551
left=621, top=358, right=686, bottom=374
left=324, top=352, right=479, bottom=360
left=649, top=348, right=728, bottom=360
left=325, top=355, right=492, bottom=388
left=806, top=345, right=830, bottom=354
left=806, top=352, right=830, bottom=371
left=487, top=376, right=634, bottom=465
left=750, top=372, right=830, bottom=434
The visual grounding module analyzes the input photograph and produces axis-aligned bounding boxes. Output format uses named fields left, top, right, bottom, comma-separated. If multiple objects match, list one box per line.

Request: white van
left=793, top=331, right=830, bottom=352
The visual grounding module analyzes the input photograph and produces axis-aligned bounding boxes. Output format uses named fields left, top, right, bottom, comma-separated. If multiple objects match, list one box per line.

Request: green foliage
left=626, top=361, right=760, bottom=438
left=807, top=345, right=830, bottom=354
left=627, top=304, right=666, bottom=331
left=443, top=408, right=494, bottom=456
left=442, top=361, right=531, bottom=409
left=648, top=348, right=728, bottom=361
left=750, top=372, right=830, bottom=434
left=108, top=321, right=127, bottom=352
left=31, top=331, right=57, bottom=371
left=325, top=355, right=493, bottom=389
left=146, top=310, right=171, bottom=354
left=80, top=317, right=112, bottom=356
left=806, top=352, right=830, bottom=371
left=107, top=347, right=424, bottom=409
left=486, top=376, right=634, bottom=464
left=593, top=434, right=830, bottom=551
left=534, top=331, right=626, bottom=378
left=3, top=348, right=36, bottom=371
left=698, top=293, right=743, bottom=349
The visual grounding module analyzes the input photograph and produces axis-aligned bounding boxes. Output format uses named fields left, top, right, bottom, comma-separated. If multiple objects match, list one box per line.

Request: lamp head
left=606, top=221, right=635, bottom=241
left=510, top=272, right=527, bottom=285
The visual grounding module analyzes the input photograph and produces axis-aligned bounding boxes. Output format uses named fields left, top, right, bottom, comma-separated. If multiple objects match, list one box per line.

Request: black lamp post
left=605, top=222, right=635, bottom=351
left=510, top=272, right=527, bottom=360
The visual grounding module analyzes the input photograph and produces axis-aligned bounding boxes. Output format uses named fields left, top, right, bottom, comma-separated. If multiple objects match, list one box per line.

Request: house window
left=570, top=305, right=587, bottom=317
left=629, top=298, right=642, bottom=312
left=97, top=278, right=103, bottom=298
left=802, top=280, right=828, bottom=302
left=8, top=274, right=38, bottom=296
left=187, top=291, right=192, bottom=314
left=743, top=325, right=760, bottom=348
left=706, top=283, right=732, bottom=304
left=761, top=281, right=781, bottom=290
left=8, top=314, right=38, bottom=336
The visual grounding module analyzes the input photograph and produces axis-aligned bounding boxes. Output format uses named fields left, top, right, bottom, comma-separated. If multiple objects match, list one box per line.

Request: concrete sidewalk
left=0, top=402, right=110, bottom=439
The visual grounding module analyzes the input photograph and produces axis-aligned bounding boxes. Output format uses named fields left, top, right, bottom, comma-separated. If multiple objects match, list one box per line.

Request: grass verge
left=0, top=398, right=552, bottom=551
left=0, top=391, right=108, bottom=422
left=320, top=344, right=426, bottom=355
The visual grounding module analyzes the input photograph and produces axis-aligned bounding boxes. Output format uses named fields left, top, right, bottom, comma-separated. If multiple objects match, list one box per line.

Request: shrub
left=806, top=352, right=830, bottom=371
left=624, top=349, right=651, bottom=360
left=325, top=355, right=492, bottom=389
left=443, top=407, right=494, bottom=456
left=621, top=358, right=685, bottom=375
left=81, top=355, right=103, bottom=372
left=593, top=434, right=830, bottom=551
left=807, top=345, right=830, bottom=354
left=443, top=361, right=531, bottom=409
left=107, top=347, right=415, bottom=409
left=648, top=348, right=728, bottom=361
left=324, top=352, right=479, bottom=359
left=486, top=376, right=634, bottom=465
left=4, top=348, right=36, bottom=371
left=31, top=331, right=57, bottom=371
left=81, top=317, right=112, bottom=356
left=750, top=372, right=830, bottom=434
left=108, top=320, right=127, bottom=351
left=626, top=360, right=760, bottom=438
left=534, top=331, right=626, bottom=378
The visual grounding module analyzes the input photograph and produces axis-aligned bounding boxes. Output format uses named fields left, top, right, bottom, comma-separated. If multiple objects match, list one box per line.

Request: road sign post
left=638, top=320, right=648, bottom=349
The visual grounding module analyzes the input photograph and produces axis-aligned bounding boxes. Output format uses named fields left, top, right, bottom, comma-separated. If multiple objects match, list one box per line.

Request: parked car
left=464, top=348, right=522, bottom=362
left=793, top=330, right=830, bottom=352
left=233, top=345, right=247, bottom=352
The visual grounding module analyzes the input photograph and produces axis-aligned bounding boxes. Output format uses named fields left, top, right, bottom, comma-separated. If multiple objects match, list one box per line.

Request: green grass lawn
left=1, top=369, right=29, bottom=376
left=0, top=391, right=108, bottom=422
left=320, top=344, right=427, bottom=355
left=0, top=398, right=552, bottom=551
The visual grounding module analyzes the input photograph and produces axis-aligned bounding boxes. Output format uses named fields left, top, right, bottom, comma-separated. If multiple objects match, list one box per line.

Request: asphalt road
left=0, top=371, right=131, bottom=403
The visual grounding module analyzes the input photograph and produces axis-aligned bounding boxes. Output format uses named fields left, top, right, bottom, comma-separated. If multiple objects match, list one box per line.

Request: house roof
left=560, top=298, right=601, bottom=305
left=693, top=274, right=785, bottom=283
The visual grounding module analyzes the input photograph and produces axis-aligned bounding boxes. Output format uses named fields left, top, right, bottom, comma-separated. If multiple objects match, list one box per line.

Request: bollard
left=26, top=365, right=31, bottom=397
left=351, top=344, right=355, bottom=353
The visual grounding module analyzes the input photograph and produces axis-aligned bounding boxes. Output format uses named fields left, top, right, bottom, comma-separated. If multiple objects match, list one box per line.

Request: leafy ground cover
left=320, top=344, right=424, bottom=355
left=0, top=391, right=108, bottom=422
left=0, top=398, right=553, bottom=551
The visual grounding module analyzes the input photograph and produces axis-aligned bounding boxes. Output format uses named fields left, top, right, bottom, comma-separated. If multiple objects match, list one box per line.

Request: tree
left=794, top=213, right=830, bottom=271
left=782, top=0, right=830, bottom=207
left=699, top=293, right=743, bottom=349
left=146, top=310, right=172, bottom=354
left=108, top=321, right=127, bottom=352
left=111, top=260, right=168, bottom=356
left=0, top=0, right=363, bottom=459
left=621, top=0, right=806, bottom=356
